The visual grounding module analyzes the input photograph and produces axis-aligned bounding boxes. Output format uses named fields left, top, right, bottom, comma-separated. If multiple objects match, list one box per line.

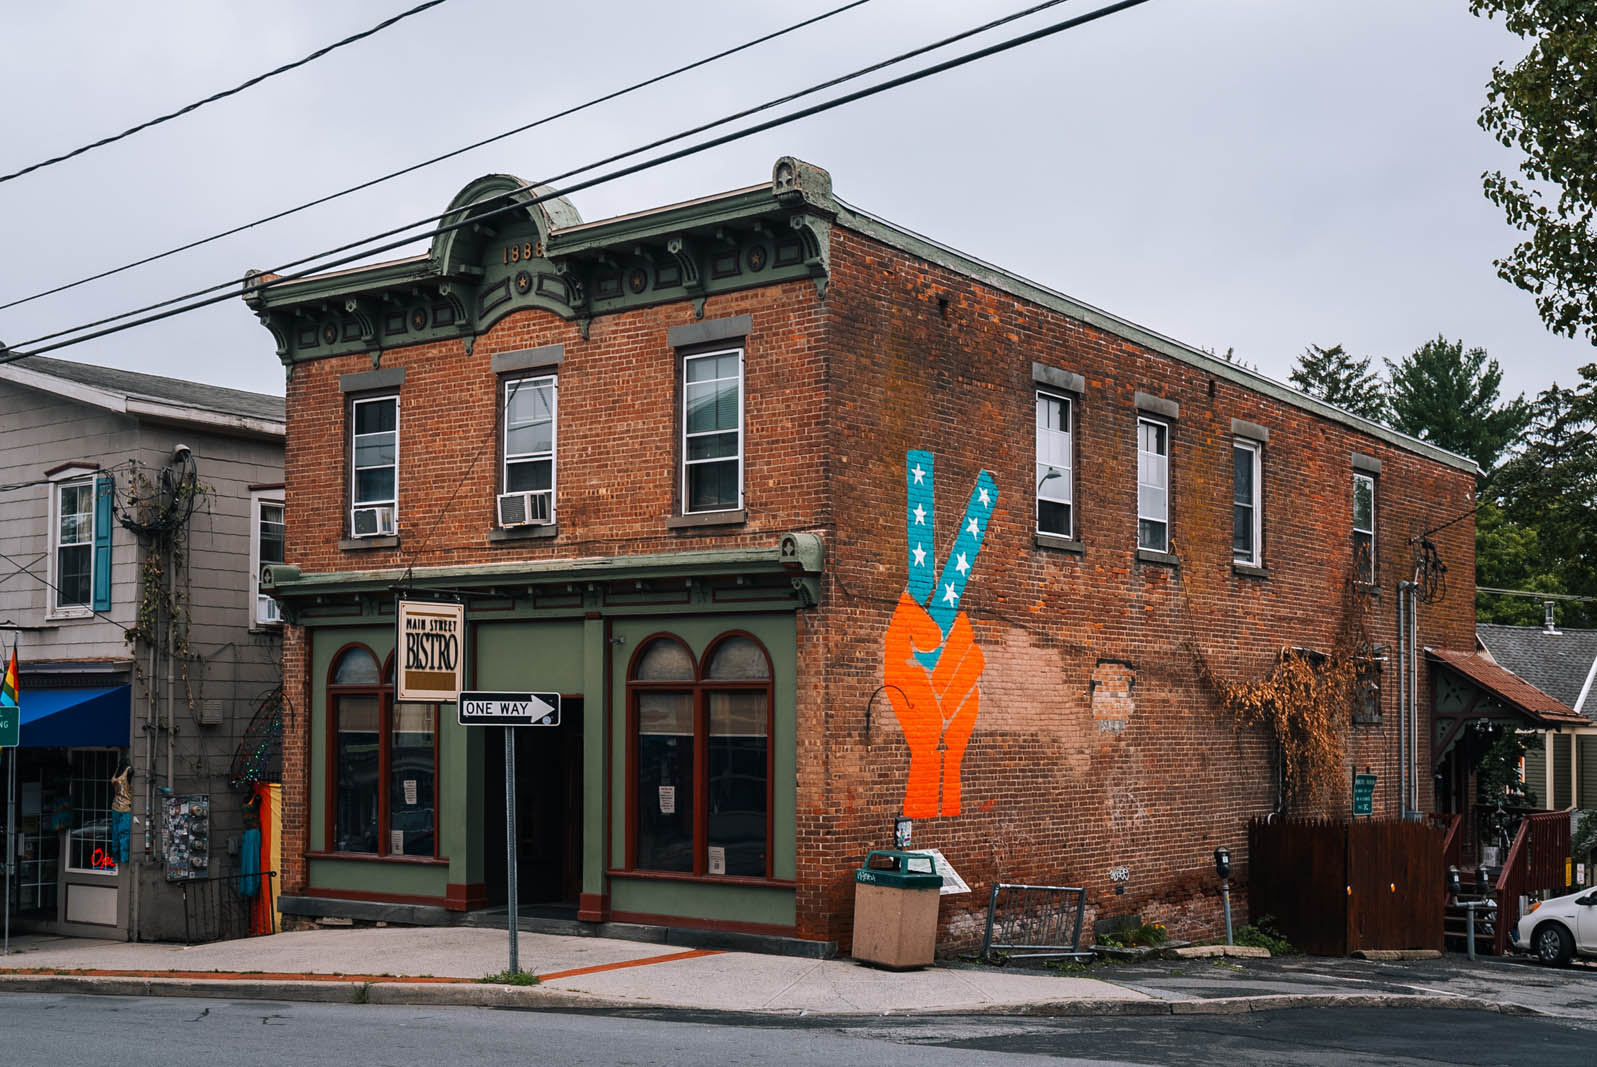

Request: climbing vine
left=1177, top=540, right=1376, bottom=812
left=117, top=457, right=209, bottom=708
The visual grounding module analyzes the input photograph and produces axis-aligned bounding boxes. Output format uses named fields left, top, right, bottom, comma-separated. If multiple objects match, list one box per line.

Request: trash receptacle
left=853, top=849, right=943, bottom=969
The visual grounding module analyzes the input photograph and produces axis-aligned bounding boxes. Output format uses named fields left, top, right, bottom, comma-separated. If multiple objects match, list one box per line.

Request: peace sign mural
left=884, top=449, right=997, bottom=818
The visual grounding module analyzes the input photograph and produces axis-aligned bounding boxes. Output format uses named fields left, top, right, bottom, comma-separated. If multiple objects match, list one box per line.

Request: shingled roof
left=12, top=355, right=284, bottom=423
left=1477, top=622, right=1597, bottom=718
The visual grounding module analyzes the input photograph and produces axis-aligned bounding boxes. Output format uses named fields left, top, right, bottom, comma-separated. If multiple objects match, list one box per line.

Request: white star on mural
left=912, top=543, right=926, bottom=567
left=966, top=516, right=981, bottom=539
left=913, top=503, right=926, bottom=525
left=942, top=583, right=959, bottom=605
left=955, top=552, right=969, bottom=576
left=978, top=486, right=991, bottom=506
left=912, top=463, right=926, bottom=484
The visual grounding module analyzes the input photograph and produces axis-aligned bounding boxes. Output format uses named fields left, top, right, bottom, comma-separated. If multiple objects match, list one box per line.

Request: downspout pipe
left=1397, top=581, right=1409, bottom=821
left=1410, top=578, right=1421, bottom=818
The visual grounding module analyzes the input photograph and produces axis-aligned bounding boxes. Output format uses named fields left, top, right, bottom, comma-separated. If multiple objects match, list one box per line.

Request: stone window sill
left=667, top=509, right=747, bottom=530
left=1034, top=532, right=1084, bottom=554
left=1233, top=562, right=1270, bottom=578
left=489, top=524, right=559, bottom=543
left=1137, top=549, right=1179, bottom=566
left=339, top=535, right=400, bottom=551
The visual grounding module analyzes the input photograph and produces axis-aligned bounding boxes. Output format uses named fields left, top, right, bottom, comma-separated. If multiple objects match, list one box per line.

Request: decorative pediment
left=246, top=158, right=834, bottom=364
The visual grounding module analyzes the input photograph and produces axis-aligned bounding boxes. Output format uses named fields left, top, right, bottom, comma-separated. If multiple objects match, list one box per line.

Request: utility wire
left=2, top=0, right=1113, bottom=361
left=0, top=0, right=452, bottom=186
left=0, top=0, right=876, bottom=313
left=7, top=0, right=1053, bottom=345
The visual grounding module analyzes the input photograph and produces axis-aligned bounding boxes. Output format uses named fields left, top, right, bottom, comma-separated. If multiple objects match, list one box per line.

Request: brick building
left=246, top=158, right=1477, bottom=949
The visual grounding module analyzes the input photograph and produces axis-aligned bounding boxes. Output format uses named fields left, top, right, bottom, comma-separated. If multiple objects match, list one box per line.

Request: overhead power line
left=1477, top=587, right=1597, bottom=604
left=2, top=0, right=1088, bottom=354
left=0, top=0, right=1156, bottom=364
left=0, top=0, right=452, bottom=187
left=0, top=0, right=877, bottom=314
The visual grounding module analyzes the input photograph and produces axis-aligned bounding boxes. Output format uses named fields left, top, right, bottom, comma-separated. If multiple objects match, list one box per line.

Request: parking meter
left=1214, top=847, right=1233, bottom=944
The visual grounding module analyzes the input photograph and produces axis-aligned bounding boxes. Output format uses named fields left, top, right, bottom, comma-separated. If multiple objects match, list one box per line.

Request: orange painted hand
left=884, top=594, right=985, bottom=817
left=883, top=450, right=996, bottom=818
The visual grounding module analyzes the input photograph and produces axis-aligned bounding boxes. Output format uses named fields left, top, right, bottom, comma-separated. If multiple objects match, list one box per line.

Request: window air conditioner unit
left=351, top=505, right=396, bottom=537
left=497, top=490, right=552, bottom=527
left=258, top=595, right=282, bottom=624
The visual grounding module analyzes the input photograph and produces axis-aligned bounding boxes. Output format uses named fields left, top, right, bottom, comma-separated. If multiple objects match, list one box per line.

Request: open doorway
left=482, top=697, right=582, bottom=913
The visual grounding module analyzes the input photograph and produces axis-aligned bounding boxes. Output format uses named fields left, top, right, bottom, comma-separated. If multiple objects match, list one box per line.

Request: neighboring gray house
left=0, top=356, right=284, bottom=940
left=1478, top=618, right=1597, bottom=812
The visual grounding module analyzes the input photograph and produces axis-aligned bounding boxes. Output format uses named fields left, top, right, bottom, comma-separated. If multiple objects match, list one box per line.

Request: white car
left=1513, top=888, right=1597, bottom=965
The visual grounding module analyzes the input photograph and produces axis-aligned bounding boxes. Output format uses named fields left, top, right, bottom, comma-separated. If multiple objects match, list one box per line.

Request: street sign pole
left=456, top=691, right=560, bottom=977
left=505, top=725, right=518, bottom=975
left=4, top=749, right=12, bottom=956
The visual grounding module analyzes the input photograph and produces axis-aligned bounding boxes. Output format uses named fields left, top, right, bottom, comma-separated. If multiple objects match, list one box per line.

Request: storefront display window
left=629, top=633, right=772, bottom=879
left=66, top=749, right=121, bottom=874
left=325, top=645, right=437, bottom=857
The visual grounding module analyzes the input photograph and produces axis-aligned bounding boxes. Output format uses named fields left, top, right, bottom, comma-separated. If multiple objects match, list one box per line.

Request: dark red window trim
left=624, top=630, right=774, bottom=880
left=323, top=643, right=441, bottom=859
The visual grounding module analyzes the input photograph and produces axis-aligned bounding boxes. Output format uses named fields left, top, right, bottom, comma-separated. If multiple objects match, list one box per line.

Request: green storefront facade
left=268, top=540, right=816, bottom=935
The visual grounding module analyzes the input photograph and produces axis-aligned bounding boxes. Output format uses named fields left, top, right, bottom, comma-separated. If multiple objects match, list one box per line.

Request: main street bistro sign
left=397, top=599, right=464, bottom=702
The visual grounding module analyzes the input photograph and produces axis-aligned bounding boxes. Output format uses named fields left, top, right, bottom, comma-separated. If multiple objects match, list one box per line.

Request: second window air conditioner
left=497, top=490, right=552, bottom=527
left=351, top=505, right=396, bottom=537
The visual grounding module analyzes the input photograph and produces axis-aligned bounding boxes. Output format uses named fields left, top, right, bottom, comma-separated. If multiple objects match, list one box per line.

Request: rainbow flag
left=0, top=638, right=18, bottom=747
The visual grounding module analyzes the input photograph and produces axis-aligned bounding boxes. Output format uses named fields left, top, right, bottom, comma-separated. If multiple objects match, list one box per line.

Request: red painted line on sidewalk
left=0, top=949, right=724, bottom=986
left=537, top=949, right=723, bottom=982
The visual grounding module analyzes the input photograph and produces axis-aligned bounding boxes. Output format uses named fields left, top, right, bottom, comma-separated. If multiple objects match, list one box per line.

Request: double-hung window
left=250, top=490, right=285, bottom=625
left=629, top=633, right=772, bottom=879
left=1353, top=472, right=1376, bottom=583
left=48, top=467, right=112, bottom=616
left=499, top=375, right=557, bottom=526
left=326, top=645, right=438, bottom=857
left=1232, top=439, right=1262, bottom=566
left=1036, top=391, right=1074, bottom=538
left=1136, top=417, right=1170, bottom=553
left=351, top=396, right=398, bottom=537
left=682, top=348, right=744, bottom=514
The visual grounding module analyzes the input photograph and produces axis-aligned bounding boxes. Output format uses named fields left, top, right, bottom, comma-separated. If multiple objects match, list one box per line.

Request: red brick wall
left=795, top=226, right=1477, bottom=946
left=276, top=222, right=1475, bottom=949
left=283, top=282, right=830, bottom=574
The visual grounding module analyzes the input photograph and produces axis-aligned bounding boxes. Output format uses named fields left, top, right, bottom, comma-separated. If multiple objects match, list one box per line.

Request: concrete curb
left=0, top=973, right=1548, bottom=1019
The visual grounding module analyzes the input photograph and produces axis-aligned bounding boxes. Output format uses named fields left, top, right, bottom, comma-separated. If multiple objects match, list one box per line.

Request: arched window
left=628, top=632, right=772, bottom=879
left=326, top=644, right=438, bottom=858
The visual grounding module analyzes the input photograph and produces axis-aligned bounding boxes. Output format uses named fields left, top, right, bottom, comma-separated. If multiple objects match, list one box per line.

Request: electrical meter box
left=163, top=794, right=211, bottom=881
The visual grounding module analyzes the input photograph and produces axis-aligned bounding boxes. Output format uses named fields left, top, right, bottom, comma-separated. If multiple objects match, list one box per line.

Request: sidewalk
left=0, top=926, right=1548, bottom=1018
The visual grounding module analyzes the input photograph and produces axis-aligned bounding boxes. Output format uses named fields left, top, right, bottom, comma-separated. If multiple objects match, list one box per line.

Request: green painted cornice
left=261, top=531, right=824, bottom=601
left=246, top=157, right=836, bottom=363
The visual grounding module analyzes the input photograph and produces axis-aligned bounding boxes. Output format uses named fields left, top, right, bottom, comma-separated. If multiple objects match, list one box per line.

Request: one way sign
left=457, top=691, right=561, bottom=727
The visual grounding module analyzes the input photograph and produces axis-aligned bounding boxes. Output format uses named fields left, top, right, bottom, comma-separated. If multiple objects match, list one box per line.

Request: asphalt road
left=3, top=994, right=1596, bottom=1066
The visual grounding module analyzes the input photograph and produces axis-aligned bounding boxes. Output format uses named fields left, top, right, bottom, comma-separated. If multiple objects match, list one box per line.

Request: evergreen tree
left=1484, top=364, right=1597, bottom=627
left=1384, top=335, right=1529, bottom=478
left=1288, top=344, right=1387, bottom=421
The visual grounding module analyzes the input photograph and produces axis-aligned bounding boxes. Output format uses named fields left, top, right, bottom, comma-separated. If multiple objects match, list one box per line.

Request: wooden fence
left=1248, top=817, right=1444, bottom=955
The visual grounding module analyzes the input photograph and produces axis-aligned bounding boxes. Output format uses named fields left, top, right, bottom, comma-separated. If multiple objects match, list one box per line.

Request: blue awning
left=19, top=685, right=131, bottom=748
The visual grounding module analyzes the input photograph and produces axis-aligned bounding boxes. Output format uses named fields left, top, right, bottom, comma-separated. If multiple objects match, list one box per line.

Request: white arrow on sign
left=457, top=691, right=562, bottom=726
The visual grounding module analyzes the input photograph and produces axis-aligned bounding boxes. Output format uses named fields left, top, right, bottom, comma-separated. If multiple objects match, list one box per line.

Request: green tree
left=1473, top=1, right=1597, bottom=340
left=1474, top=500, right=1563, bottom=624
left=1486, top=362, right=1597, bottom=627
left=1288, top=343, right=1387, bottom=421
left=1384, top=335, right=1529, bottom=477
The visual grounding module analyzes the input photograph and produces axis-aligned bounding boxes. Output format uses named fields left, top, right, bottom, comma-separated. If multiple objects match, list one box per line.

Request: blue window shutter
left=92, top=474, right=114, bottom=611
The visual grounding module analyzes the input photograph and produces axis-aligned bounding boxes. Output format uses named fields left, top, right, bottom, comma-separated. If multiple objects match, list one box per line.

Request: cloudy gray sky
left=1, top=0, right=1588, bottom=403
